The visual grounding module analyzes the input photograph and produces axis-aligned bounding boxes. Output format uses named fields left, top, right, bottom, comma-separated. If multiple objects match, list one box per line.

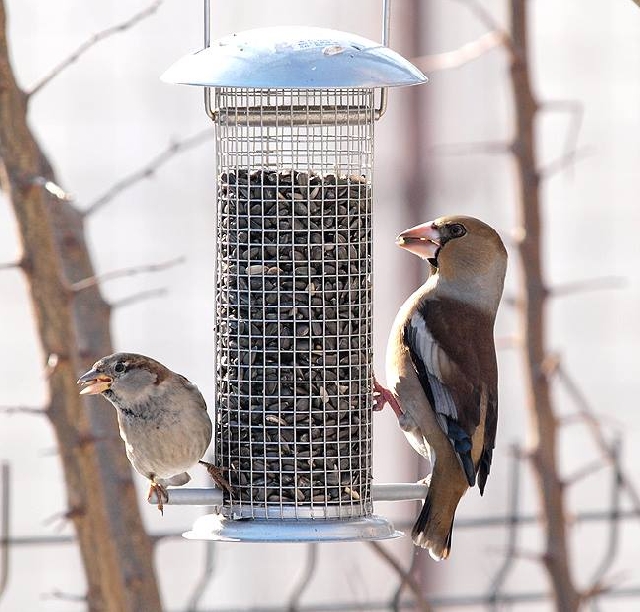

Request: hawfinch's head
left=396, top=215, right=507, bottom=301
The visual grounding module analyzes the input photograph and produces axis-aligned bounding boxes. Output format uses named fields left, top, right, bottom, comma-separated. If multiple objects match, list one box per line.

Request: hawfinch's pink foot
left=373, top=377, right=403, bottom=417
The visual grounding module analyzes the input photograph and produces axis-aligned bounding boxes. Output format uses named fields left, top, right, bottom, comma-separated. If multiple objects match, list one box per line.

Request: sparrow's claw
left=373, top=377, right=403, bottom=417
left=148, top=481, right=169, bottom=515
left=199, top=460, right=234, bottom=495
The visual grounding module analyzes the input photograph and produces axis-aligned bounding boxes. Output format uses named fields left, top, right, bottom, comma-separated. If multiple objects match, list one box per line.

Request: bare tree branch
left=412, top=30, right=506, bottom=72
left=83, top=128, right=213, bottom=216
left=0, top=1, right=162, bottom=605
left=508, top=0, right=581, bottom=607
left=27, top=1, right=164, bottom=97
left=368, top=542, right=432, bottom=612
left=72, top=256, right=184, bottom=292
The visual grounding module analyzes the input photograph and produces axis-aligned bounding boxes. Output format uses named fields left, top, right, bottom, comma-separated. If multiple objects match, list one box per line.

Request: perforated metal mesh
left=214, top=88, right=375, bottom=519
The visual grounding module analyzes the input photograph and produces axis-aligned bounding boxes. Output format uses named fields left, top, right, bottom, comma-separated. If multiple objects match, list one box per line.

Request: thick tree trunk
left=508, top=1, right=580, bottom=610
left=0, top=3, right=162, bottom=610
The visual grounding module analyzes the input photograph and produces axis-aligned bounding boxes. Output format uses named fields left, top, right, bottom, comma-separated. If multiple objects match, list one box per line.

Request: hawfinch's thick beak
left=77, top=369, right=112, bottom=395
left=396, top=221, right=441, bottom=261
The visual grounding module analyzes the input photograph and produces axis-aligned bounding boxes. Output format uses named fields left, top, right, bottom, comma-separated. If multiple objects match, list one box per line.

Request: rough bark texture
left=508, top=1, right=581, bottom=610
left=0, top=3, right=162, bottom=611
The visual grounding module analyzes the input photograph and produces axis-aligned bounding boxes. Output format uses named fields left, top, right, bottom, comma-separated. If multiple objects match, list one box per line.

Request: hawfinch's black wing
left=403, top=297, right=498, bottom=491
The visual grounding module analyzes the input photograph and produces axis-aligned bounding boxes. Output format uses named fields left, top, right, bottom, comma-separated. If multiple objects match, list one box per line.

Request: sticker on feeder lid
left=322, top=45, right=347, bottom=56
left=273, top=38, right=349, bottom=52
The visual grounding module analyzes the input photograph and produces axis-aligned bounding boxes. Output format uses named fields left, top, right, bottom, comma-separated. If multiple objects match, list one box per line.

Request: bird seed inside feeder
left=215, top=168, right=373, bottom=519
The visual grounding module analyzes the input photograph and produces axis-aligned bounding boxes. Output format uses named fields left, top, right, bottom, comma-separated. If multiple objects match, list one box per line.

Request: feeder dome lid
left=161, top=26, right=427, bottom=88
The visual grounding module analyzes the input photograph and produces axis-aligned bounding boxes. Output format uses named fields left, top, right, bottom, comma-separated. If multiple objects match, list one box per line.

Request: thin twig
left=72, top=257, right=185, bottom=292
left=287, top=544, right=318, bottom=611
left=550, top=276, right=626, bottom=298
left=42, top=590, right=87, bottom=603
left=0, top=261, right=21, bottom=271
left=554, top=364, right=640, bottom=512
left=84, top=129, right=213, bottom=216
left=0, top=406, right=46, bottom=416
left=367, top=542, right=432, bottom=612
left=110, top=288, right=167, bottom=309
left=495, top=336, right=522, bottom=351
left=487, top=447, right=522, bottom=608
left=412, top=30, right=506, bottom=72
left=538, top=147, right=592, bottom=179
left=501, top=294, right=523, bottom=309
left=185, top=542, right=217, bottom=612
left=429, top=140, right=510, bottom=156
left=563, top=460, right=607, bottom=488
left=585, top=439, right=622, bottom=611
left=391, top=545, right=423, bottom=611
left=559, top=412, right=624, bottom=435
left=540, top=100, right=584, bottom=180
left=0, top=463, right=9, bottom=603
left=27, top=1, right=163, bottom=97
left=450, top=0, right=516, bottom=56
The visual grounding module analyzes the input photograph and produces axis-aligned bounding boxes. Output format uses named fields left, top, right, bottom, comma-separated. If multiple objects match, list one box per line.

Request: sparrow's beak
left=77, top=369, right=113, bottom=395
left=396, top=221, right=441, bottom=261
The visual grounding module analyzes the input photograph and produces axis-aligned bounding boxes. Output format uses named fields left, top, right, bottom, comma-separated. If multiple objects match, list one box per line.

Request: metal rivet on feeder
left=161, top=0, right=427, bottom=542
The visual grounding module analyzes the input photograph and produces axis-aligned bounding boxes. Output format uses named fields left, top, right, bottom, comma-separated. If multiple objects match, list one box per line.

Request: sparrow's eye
left=114, top=362, right=126, bottom=374
left=448, top=223, right=466, bottom=238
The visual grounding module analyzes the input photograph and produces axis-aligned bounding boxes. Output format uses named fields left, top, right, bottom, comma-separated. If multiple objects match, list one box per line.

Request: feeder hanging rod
left=148, top=482, right=429, bottom=507
left=201, top=0, right=392, bottom=121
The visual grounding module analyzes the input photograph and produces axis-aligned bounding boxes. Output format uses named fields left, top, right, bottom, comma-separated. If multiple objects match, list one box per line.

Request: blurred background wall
left=0, top=0, right=639, bottom=610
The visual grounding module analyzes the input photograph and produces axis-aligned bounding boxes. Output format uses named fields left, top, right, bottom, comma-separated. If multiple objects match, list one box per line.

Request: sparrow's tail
left=411, top=489, right=455, bottom=561
left=160, top=472, right=191, bottom=487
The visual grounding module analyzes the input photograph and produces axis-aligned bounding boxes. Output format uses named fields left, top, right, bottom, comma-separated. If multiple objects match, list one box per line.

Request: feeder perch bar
left=161, top=0, right=427, bottom=542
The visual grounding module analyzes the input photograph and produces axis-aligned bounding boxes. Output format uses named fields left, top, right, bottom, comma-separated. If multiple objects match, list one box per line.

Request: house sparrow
left=77, top=352, right=232, bottom=513
left=375, top=215, right=507, bottom=560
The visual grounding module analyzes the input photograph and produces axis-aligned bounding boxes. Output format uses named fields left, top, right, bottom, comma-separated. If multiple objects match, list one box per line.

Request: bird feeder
left=161, top=0, right=427, bottom=542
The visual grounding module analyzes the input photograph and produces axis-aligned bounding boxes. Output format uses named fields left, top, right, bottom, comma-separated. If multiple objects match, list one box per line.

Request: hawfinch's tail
left=411, top=490, right=455, bottom=561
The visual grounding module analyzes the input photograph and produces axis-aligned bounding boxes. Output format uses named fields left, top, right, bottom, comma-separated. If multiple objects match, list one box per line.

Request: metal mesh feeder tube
left=162, top=14, right=427, bottom=542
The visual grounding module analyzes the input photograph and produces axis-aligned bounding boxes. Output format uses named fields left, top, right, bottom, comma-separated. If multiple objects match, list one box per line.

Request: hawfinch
left=375, top=215, right=507, bottom=560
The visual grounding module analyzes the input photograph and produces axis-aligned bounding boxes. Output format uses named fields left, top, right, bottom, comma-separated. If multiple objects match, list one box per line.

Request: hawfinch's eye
left=449, top=223, right=466, bottom=238
left=114, top=362, right=126, bottom=373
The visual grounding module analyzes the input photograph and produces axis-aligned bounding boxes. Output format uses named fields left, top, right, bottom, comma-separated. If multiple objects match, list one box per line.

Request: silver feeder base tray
left=184, top=514, right=402, bottom=543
